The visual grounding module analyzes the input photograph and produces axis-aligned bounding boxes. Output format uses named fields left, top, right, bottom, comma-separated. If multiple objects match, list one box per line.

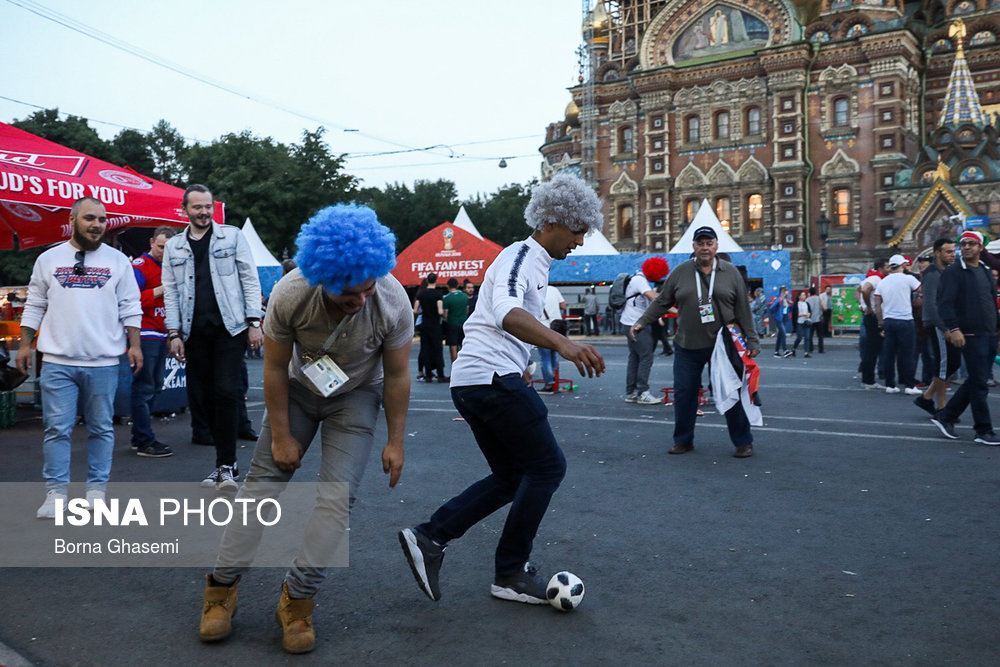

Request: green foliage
left=0, top=108, right=538, bottom=283
left=11, top=108, right=120, bottom=163
left=460, top=181, right=535, bottom=247
left=185, top=127, right=357, bottom=259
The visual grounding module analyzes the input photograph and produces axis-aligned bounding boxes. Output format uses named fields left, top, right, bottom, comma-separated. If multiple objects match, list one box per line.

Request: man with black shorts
left=914, top=238, right=957, bottom=415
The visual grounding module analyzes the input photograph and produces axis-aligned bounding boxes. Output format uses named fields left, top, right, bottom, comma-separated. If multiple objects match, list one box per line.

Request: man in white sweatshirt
left=16, top=197, right=143, bottom=519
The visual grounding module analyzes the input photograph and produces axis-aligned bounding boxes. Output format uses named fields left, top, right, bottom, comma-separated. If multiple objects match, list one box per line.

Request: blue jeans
left=774, top=318, right=787, bottom=353
left=792, top=321, right=812, bottom=352
left=673, top=345, right=752, bottom=449
left=420, top=373, right=566, bottom=576
left=937, top=335, right=996, bottom=434
left=881, top=318, right=916, bottom=388
left=539, top=348, right=558, bottom=385
left=214, top=383, right=382, bottom=598
left=130, top=338, right=166, bottom=446
left=40, top=362, right=119, bottom=493
left=626, top=325, right=656, bottom=394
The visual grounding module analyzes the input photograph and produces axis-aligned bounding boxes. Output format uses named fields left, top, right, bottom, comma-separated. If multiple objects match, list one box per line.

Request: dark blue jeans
left=860, top=313, right=884, bottom=385
left=881, top=318, right=916, bottom=388
left=938, top=335, right=996, bottom=434
left=130, top=338, right=167, bottom=446
left=419, top=373, right=566, bottom=576
left=673, top=345, right=752, bottom=449
left=774, top=318, right=787, bottom=353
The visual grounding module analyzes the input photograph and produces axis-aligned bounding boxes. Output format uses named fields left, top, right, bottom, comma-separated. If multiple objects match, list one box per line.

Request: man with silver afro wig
left=399, top=173, right=605, bottom=607
left=199, top=203, right=413, bottom=654
left=524, top=172, right=604, bottom=235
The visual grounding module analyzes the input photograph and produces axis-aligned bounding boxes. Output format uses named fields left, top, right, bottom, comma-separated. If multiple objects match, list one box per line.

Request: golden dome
left=582, top=2, right=609, bottom=36
left=565, top=100, right=579, bottom=124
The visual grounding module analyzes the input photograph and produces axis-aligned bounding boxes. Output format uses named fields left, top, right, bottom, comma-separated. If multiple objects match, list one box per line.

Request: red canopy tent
left=392, top=222, right=503, bottom=287
left=0, top=121, right=223, bottom=249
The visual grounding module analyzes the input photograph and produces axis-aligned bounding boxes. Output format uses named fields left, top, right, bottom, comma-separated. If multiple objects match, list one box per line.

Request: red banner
left=392, top=222, right=503, bottom=287
left=0, top=122, right=224, bottom=249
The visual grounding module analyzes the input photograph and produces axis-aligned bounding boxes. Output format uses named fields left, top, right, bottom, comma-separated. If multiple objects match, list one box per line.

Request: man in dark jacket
left=930, top=230, right=1000, bottom=445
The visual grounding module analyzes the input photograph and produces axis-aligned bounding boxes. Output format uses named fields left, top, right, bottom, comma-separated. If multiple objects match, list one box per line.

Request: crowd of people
left=12, top=173, right=999, bottom=654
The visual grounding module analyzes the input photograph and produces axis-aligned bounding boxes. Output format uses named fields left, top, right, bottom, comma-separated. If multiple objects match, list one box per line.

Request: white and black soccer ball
left=546, top=571, right=584, bottom=611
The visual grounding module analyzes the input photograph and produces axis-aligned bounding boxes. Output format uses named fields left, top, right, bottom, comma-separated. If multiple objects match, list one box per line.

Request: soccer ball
left=546, top=571, right=585, bottom=611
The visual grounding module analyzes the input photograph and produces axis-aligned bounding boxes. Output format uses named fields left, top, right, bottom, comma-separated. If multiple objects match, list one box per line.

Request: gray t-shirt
left=263, top=270, right=414, bottom=397
left=805, top=295, right=823, bottom=324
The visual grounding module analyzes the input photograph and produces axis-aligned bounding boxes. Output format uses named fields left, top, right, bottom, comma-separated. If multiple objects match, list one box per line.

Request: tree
left=183, top=128, right=357, bottom=259
left=11, top=108, right=119, bottom=163
left=357, top=178, right=458, bottom=250
left=146, top=120, right=189, bottom=186
left=461, top=181, right=536, bottom=247
left=112, top=128, right=156, bottom=176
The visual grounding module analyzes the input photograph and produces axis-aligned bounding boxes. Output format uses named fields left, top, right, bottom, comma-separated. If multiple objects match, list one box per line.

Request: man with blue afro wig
left=199, top=203, right=413, bottom=654
left=399, top=173, right=606, bottom=606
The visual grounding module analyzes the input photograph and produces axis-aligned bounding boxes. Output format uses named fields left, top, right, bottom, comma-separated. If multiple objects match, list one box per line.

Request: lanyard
left=694, top=258, right=717, bottom=305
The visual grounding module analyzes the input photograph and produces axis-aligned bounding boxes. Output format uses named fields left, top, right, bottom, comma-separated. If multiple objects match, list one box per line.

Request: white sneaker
left=81, top=489, right=106, bottom=510
left=36, top=490, right=67, bottom=519
left=624, top=393, right=638, bottom=403
left=635, top=391, right=662, bottom=405
left=862, top=382, right=886, bottom=390
left=200, top=467, right=220, bottom=488
left=885, top=387, right=901, bottom=394
left=903, top=387, right=922, bottom=395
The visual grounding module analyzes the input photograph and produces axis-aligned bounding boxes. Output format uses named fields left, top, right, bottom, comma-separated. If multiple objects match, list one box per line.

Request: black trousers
left=418, top=323, right=445, bottom=378
left=185, top=323, right=247, bottom=468
left=191, top=358, right=252, bottom=439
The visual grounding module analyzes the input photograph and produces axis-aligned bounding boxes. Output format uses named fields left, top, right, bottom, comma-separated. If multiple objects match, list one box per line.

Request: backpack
left=608, top=272, right=634, bottom=310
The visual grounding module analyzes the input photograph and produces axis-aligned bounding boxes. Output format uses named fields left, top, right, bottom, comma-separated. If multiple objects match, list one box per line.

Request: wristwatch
left=249, top=320, right=261, bottom=328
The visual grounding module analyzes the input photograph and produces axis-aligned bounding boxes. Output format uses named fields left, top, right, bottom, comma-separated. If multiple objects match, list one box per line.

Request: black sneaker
left=974, top=430, right=1000, bottom=446
left=782, top=350, right=793, bottom=358
left=913, top=395, right=935, bottom=416
left=136, top=441, right=173, bottom=458
left=537, top=385, right=556, bottom=395
left=399, top=528, right=445, bottom=601
left=491, top=561, right=548, bottom=605
left=930, top=417, right=959, bottom=440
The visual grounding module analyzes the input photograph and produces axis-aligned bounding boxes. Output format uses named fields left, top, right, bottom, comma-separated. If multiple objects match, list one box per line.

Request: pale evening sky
left=0, top=0, right=587, bottom=200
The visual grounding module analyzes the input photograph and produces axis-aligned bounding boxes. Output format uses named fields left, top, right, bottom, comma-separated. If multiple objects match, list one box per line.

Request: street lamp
left=816, top=212, right=831, bottom=275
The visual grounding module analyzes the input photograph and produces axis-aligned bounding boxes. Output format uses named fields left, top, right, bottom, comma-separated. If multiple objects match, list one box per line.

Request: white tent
left=241, top=218, right=281, bottom=267
left=668, top=199, right=744, bottom=254
left=577, top=229, right=619, bottom=255
left=452, top=205, right=484, bottom=240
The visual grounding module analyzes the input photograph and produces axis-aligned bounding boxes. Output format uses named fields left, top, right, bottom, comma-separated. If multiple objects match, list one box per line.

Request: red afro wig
left=642, top=256, right=670, bottom=282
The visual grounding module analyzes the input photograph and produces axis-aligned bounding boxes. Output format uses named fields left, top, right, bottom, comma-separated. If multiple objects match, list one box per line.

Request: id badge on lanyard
left=301, top=311, right=353, bottom=396
left=696, top=259, right=717, bottom=324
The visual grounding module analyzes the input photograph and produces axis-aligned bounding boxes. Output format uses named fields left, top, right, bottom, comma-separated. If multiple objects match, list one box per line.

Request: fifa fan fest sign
left=392, top=221, right=503, bottom=286
left=0, top=122, right=223, bottom=249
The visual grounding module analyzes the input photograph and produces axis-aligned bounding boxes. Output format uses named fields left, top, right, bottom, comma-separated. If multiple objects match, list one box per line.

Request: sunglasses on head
left=73, top=250, right=85, bottom=276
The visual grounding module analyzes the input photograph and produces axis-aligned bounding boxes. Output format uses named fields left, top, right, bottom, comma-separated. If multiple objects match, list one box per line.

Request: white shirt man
left=873, top=255, right=922, bottom=393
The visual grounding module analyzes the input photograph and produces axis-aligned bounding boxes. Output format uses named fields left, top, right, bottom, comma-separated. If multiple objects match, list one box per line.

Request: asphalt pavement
left=1, top=335, right=998, bottom=666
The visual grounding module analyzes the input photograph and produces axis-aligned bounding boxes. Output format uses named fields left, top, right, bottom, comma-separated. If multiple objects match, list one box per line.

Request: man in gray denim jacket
left=162, top=184, right=263, bottom=489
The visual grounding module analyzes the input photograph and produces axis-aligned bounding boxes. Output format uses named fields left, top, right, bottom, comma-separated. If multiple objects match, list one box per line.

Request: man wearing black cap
left=630, top=226, right=760, bottom=458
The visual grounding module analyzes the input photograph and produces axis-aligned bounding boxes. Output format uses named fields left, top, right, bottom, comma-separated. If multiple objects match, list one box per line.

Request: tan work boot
left=275, top=581, right=315, bottom=654
left=199, top=574, right=239, bottom=642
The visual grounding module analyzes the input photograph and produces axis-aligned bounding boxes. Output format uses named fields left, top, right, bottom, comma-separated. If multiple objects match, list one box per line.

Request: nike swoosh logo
left=536, top=285, right=544, bottom=290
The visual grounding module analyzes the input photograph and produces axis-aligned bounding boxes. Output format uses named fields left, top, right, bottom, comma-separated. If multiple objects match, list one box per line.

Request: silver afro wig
left=524, top=173, right=603, bottom=234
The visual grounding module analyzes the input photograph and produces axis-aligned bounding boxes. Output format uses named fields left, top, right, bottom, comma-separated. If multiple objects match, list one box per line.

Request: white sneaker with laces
left=635, top=391, right=662, bottom=405
left=200, top=467, right=220, bottom=489
left=216, top=465, right=239, bottom=492
left=903, top=387, right=922, bottom=395
left=885, top=386, right=901, bottom=394
left=36, top=490, right=67, bottom=520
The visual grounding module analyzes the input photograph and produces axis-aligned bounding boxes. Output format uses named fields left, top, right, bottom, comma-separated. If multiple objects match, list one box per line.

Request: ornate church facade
left=539, top=0, right=1000, bottom=281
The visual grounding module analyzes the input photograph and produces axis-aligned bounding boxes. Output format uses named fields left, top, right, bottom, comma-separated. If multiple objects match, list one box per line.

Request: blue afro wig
left=293, top=204, right=397, bottom=294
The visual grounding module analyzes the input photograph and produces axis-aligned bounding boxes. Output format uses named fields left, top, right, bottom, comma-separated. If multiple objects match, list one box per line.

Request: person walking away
left=442, top=278, right=469, bottom=364
left=582, top=287, right=599, bottom=336
left=873, top=254, right=922, bottom=395
left=806, top=286, right=824, bottom=354
left=414, top=273, right=447, bottom=382
left=621, top=257, right=669, bottom=404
